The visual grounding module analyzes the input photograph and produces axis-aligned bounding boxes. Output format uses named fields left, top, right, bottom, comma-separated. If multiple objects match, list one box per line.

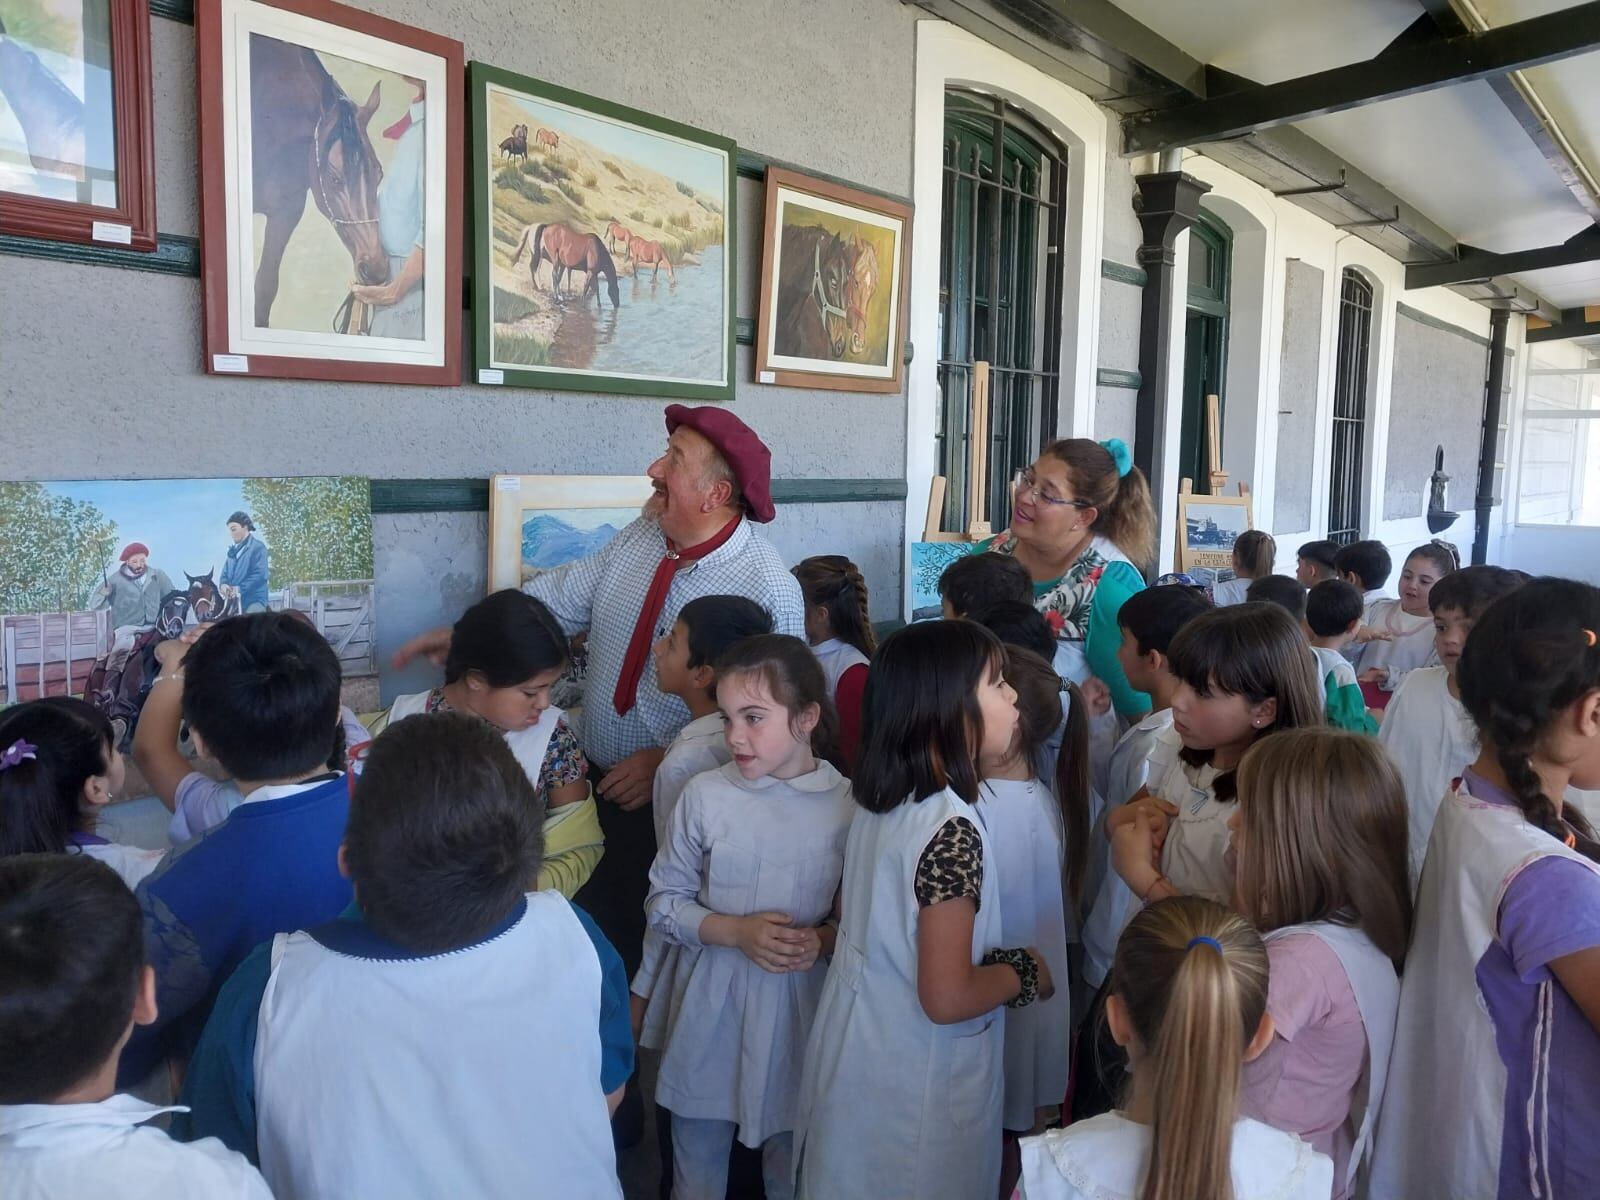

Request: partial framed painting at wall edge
left=487, top=474, right=654, bottom=593
left=754, top=166, right=912, bottom=394
left=195, top=0, right=464, bottom=385
left=468, top=60, right=736, bottom=402
left=0, top=0, right=157, bottom=250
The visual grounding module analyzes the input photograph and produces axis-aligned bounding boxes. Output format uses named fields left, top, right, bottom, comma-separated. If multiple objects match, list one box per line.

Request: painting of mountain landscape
left=521, top=508, right=634, bottom=575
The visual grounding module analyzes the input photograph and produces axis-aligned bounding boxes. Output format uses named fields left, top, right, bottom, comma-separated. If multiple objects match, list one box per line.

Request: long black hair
left=0, top=698, right=115, bottom=856
left=444, top=590, right=570, bottom=687
left=852, top=620, right=1006, bottom=813
left=1458, top=577, right=1600, bottom=863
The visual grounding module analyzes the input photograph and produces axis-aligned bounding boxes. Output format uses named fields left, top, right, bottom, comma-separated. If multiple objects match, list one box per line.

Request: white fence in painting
left=0, top=579, right=376, bottom=703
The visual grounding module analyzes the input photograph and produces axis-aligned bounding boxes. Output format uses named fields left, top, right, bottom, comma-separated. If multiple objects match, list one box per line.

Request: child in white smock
left=1352, top=542, right=1456, bottom=697
left=1107, top=603, right=1324, bottom=905
left=1210, top=530, right=1276, bottom=607
left=1017, top=896, right=1332, bottom=1200
left=795, top=621, right=1054, bottom=1200
left=642, top=635, right=854, bottom=1200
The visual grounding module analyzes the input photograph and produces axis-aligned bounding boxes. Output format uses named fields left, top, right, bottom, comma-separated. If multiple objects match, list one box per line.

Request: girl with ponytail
left=1211, top=530, right=1277, bottom=607
left=979, top=437, right=1157, bottom=721
left=1017, top=896, right=1332, bottom=1200
left=792, top=555, right=874, bottom=770
left=1371, top=577, right=1600, bottom=1200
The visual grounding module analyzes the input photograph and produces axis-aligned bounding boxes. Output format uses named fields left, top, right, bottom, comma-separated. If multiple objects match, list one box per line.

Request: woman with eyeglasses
left=976, top=438, right=1157, bottom=722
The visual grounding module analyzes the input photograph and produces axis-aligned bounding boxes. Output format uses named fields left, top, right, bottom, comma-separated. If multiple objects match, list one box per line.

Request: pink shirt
left=1240, top=932, right=1367, bottom=1199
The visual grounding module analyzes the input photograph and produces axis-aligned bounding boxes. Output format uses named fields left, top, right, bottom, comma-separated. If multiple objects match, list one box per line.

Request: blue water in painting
left=550, top=245, right=725, bottom=384
left=522, top=514, right=624, bottom=569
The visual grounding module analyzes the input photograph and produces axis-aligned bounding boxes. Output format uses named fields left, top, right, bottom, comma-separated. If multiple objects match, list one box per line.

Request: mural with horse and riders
left=0, top=477, right=376, bottom=754
left=480, top=76, right=731, bottom=392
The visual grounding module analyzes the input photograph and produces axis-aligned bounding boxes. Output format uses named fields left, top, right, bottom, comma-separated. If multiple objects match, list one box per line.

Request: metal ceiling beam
left=1407, top=226, right=1600, bottom=288
left=1122, top=1, right=1600, bottom=155
left=1527, top=307, right=1600, bottom=343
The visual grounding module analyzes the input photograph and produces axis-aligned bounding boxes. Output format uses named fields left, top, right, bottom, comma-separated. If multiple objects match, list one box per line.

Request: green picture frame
left=468, top=62, right=736, bottom=401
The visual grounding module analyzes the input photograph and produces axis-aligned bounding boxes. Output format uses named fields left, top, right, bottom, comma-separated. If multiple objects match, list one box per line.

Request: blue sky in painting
left=49, top=479, right=252, bottom=577
left=505, top=92, right=725, bottom=198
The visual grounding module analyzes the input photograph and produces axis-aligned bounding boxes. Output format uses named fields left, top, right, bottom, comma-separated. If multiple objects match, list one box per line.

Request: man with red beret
left=95, top=542, right=178, bottom=683
left=396, top=406, right=804, bottom=981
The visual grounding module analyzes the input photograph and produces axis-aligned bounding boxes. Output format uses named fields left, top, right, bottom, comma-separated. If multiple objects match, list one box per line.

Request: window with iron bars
left=1327, top=269, right=1374, bottom=544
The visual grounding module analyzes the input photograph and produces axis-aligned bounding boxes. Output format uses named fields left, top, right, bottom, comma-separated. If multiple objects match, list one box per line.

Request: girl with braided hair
left=792, top=555, right=875, bottom=771
left=1370, top=577, right=1600, bottom=1200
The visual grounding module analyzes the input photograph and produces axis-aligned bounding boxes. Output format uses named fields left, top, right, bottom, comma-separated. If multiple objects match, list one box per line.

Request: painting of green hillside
left=470, top=66, right=735, bottom=401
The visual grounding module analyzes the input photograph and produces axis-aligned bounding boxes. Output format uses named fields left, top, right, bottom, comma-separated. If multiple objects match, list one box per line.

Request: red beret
left=664, top=405, right=776, bottom=523
left=120, top=542, right=150, bottom=561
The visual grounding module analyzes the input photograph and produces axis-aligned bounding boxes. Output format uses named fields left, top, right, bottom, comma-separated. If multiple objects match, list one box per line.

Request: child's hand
left=1357, top=667, right=1386, bottom=684
left=1107, top=795, right=1176, bottom=844
left=1080, top=676, right=1112, bottom=717
left=786, top=926, right=828, bottom=973
left=629, top=992, right=647, bottom=1043
left=154, top=639, right=188, bottom=669
left=1026, top=948, right=1056, bottom=1002
left=1352, top=624, right=1392, bottom=645
left=732, top=912, right=810, bottom=973
left=1111, top=807, right=1166, bottom=899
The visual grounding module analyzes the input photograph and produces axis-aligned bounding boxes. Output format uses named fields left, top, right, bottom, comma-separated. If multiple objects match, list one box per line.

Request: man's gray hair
left=700, top=447, right=747, bottom=516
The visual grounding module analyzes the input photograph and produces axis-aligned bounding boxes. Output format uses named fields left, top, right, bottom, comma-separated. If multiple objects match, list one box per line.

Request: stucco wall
left=1383, top=308, right=1487, bottom=522
left=1273, top=259, right=1323, bottom=533
left=0, top=0, right=921, bottom=694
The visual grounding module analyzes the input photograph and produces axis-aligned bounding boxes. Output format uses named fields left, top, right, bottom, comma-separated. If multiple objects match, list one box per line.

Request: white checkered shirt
left=524, top=516, right=804, bottom=769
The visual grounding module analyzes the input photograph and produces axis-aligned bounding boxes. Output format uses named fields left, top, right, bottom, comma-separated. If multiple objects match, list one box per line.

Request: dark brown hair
left=1001, top=646, right=1091, bottom=908
left=716, top=633, right=842, bottom=771
left=1458, top=578, right=1600, bottom=862
left=1231, top=530, right=1277, bottom=579
left=1167, top=604, right=1326, bottom=801
left=1041, top=438, right=1158, bottom=573
left=792, top=555, right=875, bottom=660
left=853, top=621, right=1006, bottom=813
left=1234, top=729, right=1413, bottom=969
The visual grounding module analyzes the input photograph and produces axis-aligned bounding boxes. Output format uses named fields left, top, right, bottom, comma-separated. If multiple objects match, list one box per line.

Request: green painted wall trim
left=150, top=0, right=193, bottom=20
left=0, top=231, right=198, bottom=276
left=1395, top=302, right=1491, bottom=350
left=371, top=477, right=906, bottom=514
left=1096, top=367, right=1142, bottom=389
left=1101, top=259, right=1147, bottom=287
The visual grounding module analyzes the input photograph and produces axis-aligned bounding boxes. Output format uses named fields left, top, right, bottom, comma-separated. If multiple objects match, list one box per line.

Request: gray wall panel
left=1273, top=259, right=1323, bottom=533
left=1384, top=311, right=1486, bottom=521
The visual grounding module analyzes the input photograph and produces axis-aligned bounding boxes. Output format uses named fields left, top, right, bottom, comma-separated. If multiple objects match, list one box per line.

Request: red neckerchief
left=612, top=518, right=740, bottom=716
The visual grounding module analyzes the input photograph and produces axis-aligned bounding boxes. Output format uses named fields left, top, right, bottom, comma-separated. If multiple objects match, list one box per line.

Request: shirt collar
left=719, top=758, right=843, bottom=794
left=678, top=712, right=725, bottom=741
left=1461, top=766, right=1516, bottom=809
left=237, top=774, right=342, bottom=809
left=310, top=896, right=528, bottom=961
left=0, top=1095, right=186, bottom=1141
left=665, top=516, right=749, bottom=571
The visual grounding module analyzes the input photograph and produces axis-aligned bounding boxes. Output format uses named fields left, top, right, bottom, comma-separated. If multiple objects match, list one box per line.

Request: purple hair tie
left=0, top=739, right=38, bottom=771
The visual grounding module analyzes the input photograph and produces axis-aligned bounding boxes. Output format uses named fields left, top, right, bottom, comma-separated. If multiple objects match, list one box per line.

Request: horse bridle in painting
left=811, top=244, right=848, bottom=332
left=311, top=114, right=379, bottom=229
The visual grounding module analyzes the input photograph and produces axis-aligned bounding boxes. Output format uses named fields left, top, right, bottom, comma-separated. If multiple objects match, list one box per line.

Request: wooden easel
left=966, top=361, right=993, bottom=540
left=1205, top=392, right=1228, bottom=495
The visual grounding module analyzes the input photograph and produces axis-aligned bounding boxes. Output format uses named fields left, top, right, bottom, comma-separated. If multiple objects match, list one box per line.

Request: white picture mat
left=487, top=474, right=653, bottom=592
left=219, top=0, right=448, bottom=366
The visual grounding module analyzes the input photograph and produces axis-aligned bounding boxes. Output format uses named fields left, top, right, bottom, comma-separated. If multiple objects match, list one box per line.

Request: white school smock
left=1263, top=922, right=1399, bottom=1198
left=811, top=637, right=868, bottom=696
left=1354, top=599, right=1435, bottom=689
left=633, top=712, right=731, bottom=999
left=254, top=891, right=620, bottom=1200
left=1377, top=666, right=1475, bottom=888
left=71, top=839, right=166, bottom=890
left=642, top=760, right=854, bottom=1146
left=794, top=787, right=1005, bottom=1199
left=1146, top=725, right=1234, bottom=904
left=0, top=1096, right=271, bottom=1200
left=1368, top=778, right=1600, bottom=1200
left=1080, top=710, right=1174, bottom=990
left=975, top=777, right=1071, bottom=1131
left=1211, top=575, right=1252, bottom=607
left=1017, top=1112, right=1332, bottom=1200
left=382, top=691, right=564, bottom=789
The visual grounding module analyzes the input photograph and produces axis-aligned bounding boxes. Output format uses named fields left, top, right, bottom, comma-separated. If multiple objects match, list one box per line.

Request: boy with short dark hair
left=1334, top=539, right=1393, bottom=613
left=1295, top=539, right=1340, bottom=586
left=177, top=712, right=632, bottom=1198
left=971, top=599, right=1056, bottom=663
left=938, top=551, right=1032, bottom=619
left=1303, top=579, right=1378, bottom=736
left=0, top=855, right=270, bottom=1198
left=123, top=613, right=354, bottom=1082
left=1245, top=574, right=1307, bottom=621
left=1379, top=565, right=1527, bottom=885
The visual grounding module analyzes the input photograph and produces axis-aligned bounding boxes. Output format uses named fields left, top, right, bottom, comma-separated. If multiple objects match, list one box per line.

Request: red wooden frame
left=195, top=0, right=464, bottom=385
left=0, top=0, right=158, bottom=251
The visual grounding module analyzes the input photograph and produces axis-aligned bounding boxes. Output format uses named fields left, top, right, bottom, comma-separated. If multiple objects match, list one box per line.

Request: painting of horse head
left=307, top=80, right=388, bottom=285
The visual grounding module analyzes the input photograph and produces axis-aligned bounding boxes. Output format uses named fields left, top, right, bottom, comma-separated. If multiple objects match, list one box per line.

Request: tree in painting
left=241, top=476, right=374, bottom=587
left=0, top=482, right=118, bottom=612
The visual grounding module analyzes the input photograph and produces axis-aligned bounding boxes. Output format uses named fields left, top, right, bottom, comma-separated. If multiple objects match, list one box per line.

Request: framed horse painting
left=754, top=166, right=912, bottom=394
left=468, top=62, right=736, bottom=402
left=195, top=0, right=463, bottom=384
left=0, top=0, right=157, bottom=250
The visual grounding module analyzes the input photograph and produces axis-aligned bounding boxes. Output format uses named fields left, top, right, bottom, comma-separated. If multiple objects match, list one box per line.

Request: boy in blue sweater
left=177, top=711, right=633, bottom=1199
left=122, top=612, right=352, bottom=1083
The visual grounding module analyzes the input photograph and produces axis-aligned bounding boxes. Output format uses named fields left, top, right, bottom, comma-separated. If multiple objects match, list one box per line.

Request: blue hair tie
left=1099, top=437, right=1133, bottom=479
left=1186, top=936, right=1223, bottom=954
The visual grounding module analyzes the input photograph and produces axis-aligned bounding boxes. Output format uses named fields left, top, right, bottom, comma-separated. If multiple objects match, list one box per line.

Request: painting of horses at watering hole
left=471, top=64, right=735, bottom=401
left=197, top=0, right=462, bottom=383
left=0, top=477, right=376, bottom=743
left=755, top=167, right=912, bottom=394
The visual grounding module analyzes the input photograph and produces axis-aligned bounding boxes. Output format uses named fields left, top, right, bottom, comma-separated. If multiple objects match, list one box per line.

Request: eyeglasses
left=1014, top=468, right=1092, bottom=510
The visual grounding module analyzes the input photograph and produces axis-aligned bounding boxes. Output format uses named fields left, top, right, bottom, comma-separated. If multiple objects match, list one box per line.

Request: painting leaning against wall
left=0, top=477, right=376, bottom=745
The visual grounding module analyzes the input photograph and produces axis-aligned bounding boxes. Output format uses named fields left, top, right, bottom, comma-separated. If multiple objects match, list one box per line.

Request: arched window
left=1328, top=268, right=1374, bottom=544
left=936, top=90, right=1068, bottom=531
